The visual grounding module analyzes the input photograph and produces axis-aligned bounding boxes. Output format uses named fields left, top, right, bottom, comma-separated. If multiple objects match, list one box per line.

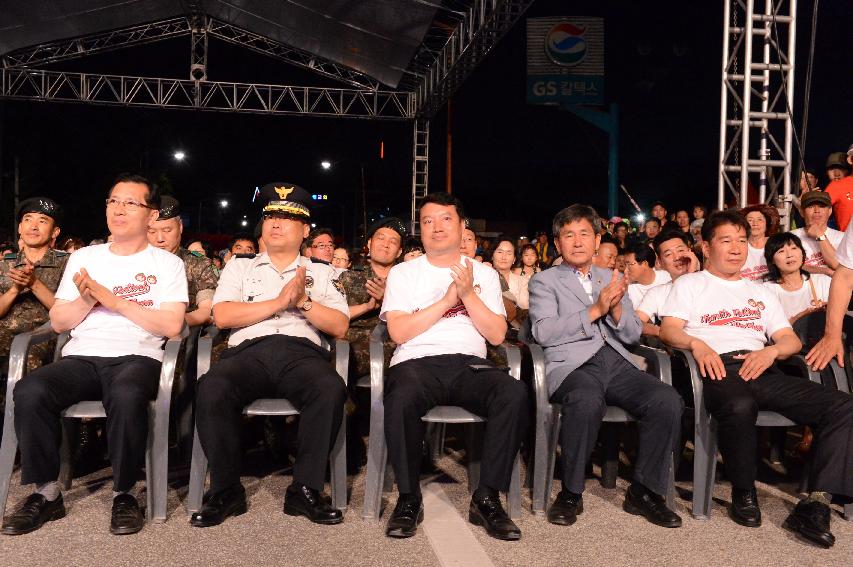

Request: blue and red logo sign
left=545, top=22, right=587, bottom=67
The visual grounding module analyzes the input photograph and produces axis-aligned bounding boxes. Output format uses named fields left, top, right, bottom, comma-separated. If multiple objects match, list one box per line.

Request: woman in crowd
left=492, top=239, right=528, bottom=328
left=402, top=237, right=424, bottom=262
left=58, top=236, right=86, bottom=253
left=612, top=221, right=630, bottom=253
left=763, top=233, right=831, bottom=324
left=739, top=203, right=779, bottom=281
left=512, top=243, right=542, bottom=282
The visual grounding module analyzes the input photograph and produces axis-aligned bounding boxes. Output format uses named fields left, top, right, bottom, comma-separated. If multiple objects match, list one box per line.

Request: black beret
left=157, top=196, right=181, bottom=220
left=16, top=197, right=63, bottom=226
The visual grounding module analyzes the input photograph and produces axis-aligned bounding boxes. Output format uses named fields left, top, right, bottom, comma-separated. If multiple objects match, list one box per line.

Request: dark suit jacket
left=528, top=264, right=642, bottom=396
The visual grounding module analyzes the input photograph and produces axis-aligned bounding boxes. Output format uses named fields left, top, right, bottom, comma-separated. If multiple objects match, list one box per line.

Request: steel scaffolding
left=411, top=119, right=430, bottom=234
left=718, top=0, right=797, bottom=218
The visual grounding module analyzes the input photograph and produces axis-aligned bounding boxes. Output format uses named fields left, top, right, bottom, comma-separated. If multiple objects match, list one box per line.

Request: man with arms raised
left=2, top=174, right=187, bottom=536
left=191, top=183, right=349, bottom=527
left=529, top=204, right=683, bottom=528
left=381, top=193, right=527, bottom=540
left=660, top=210, right=853, bottom=547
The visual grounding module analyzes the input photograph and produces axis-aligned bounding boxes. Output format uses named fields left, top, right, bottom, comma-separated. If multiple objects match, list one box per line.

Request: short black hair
left=419, top=192, right=466, bottom=221
left=764, top=232, right=810, bottom=283
left=552, top=204, right=602, bottom=236
left=109, top=173, right=160, bottom=209
left=307, top=227, right=334, bottom=247
left=644, top=217, right=661, bottom=227
left=403, top=236, right=424, bottom=255
left=692, top=203, right=708, bottom=216
left=651, top=201, right=667, bottom=211
left=599, top=233, right=618, bottom=246
left=701, top=210, right=750, bottom=242
left=228, top=233, right=257, bottom=252
left=628, top=242, right=657, bottom=267
left=652, top=229, right=691, bottom=254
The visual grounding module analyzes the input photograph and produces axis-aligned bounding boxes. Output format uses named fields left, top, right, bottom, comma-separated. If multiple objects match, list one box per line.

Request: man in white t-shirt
left=636, top=230, right=700, bottom=338
left=380, top=193, right=527, bottom=541
left=806, top=218, right=853, bottom=371
left=190, top=183, right=349, bottom=529
left=529, top=205, right=683, bottom=529
left=792, top=191, right=845, bottom=276
left=660, top=210, right=853, bottom=547
left=3, top=175, right=188, bottom=537
left=625, top=243, right=671, bottom=309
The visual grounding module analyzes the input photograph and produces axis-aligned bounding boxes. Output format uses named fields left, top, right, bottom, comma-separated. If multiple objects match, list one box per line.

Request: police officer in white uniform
left=190, top=183, right=350, bottom=528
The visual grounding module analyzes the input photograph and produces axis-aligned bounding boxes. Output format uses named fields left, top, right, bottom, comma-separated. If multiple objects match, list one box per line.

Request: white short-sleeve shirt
left=763, top=273, right=832, bottom=321
left=380, top=255, right=505, bottom=365
left=55, top=244, right=188, bottom=361
left=740, top=244, right=769, bottom=281
left=636, top=281, right=673, bottom=323
left=837, top=221, right=853, bottom=269
left=213, top=254, right=348, bottom=347
left=660, top=270, right=791, bottom=354
left=627, top=269, right=671, bottom=309
left=791, top=227, right=845, bottom=269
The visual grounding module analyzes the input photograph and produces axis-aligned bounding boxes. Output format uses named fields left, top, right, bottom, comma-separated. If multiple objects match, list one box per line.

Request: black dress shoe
left=111, top=494, right=144, bottom=535
left=783, top=500, right=835, bottom=548
left=623, top=485, right=682, bottom=528
left=469, top=490, right=521, bottom=541
left=283, top=482, right=343, bottom=525
left=2, top=494, right=66, bottom=536
left=729, top=487, right=762, bottom=528
left=386, top=493, right=424, bottom=538
left=190, top=484, right=248, bottom=528
left=547, top=490, right=584, bottom=526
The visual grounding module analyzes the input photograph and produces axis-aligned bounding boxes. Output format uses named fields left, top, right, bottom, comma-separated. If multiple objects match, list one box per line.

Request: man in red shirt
left=824, top=145, right=853, bottom=231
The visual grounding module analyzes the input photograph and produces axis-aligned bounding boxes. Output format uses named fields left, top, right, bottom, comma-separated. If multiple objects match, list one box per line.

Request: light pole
left=320, top=159, right=367, bottom=246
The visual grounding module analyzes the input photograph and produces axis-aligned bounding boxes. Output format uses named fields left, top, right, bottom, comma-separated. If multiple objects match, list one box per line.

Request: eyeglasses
left=106, top=198, right=152, bottom=211
left=311, top=243, right=335, bottom=250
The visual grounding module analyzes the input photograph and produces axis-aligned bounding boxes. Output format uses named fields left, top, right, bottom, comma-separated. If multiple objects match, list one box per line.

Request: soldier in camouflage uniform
left=1, top=198, right=68, bottom=423
left=148, top=196, right=219, bottom=456
left=337, top=218, right=407, bottom=379
left=148, top=196, right=218, bottom=326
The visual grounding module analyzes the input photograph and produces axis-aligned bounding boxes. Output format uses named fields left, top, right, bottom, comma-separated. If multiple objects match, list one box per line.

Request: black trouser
left=704, top=356, right=853, bottom=495
left=14, top=355, right=160, bottom=492
left=550, top=345, right=684, bottom=497
left=195, top=335, right=347, bottom=494
left=384, top=354, right=528, bottom=496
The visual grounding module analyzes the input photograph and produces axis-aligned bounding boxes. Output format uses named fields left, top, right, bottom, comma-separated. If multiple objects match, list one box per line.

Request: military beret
left=367, top=217, right=407, bottom=240
left=157, top=196, right=181, bottom=220
left=16, top=197, right=63, bottom=226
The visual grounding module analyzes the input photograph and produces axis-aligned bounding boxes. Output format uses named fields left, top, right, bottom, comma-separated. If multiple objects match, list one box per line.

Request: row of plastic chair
left=1, top=321, right=849, bottom=525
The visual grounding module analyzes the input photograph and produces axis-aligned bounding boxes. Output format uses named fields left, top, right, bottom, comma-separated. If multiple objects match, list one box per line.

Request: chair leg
left=692, top=417, right=717, bottom=520
left=58, top=418, right=75, bottom=491
left=543, top=411, right=561, bottom=514
left=186, top=425, right=208, bottom=514
left=430, top=422, right=445, bottom=461
left=329, top=408, right=347, bottom=511
left=600, top=423, right=619, bottom=489
left=508, top=452, right=521, bottom=519
left=531, top=406, right=553, bottom=515
left=0, top=411, right=19, bottom=519
left=147, top=402, right=169, bottom=522
left=362, top=395, right=387, bottom=520
left=665, top=452, right=676, bottom=510
left=844, top=502, right=852, bottom=521
left=466, top=423, right=483, bottom=494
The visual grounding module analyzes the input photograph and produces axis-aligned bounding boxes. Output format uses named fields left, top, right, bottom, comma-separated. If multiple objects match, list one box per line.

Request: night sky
left=0, top=0, right=849, bottom=244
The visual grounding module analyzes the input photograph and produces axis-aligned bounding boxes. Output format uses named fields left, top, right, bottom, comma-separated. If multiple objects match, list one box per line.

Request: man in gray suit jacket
left=528, top=204, right=683, bottom=528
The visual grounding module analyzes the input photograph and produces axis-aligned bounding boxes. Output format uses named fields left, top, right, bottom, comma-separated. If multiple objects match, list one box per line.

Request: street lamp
left=173, top=151, right=186, bottom=162
left=320, top=159, right=367, bottom=246
left=320, top=160, right=332, bottom=170
left=219, top=199, right=229, bottom=209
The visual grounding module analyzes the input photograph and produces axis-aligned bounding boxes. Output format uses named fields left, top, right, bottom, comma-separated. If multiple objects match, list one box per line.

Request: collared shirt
left=213, top=253, right=348, bottom=347
left=568, top=265, right=594, bottom=301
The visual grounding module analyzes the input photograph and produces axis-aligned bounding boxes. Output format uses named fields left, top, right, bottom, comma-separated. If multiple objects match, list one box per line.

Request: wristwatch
left=297, top=296, right=313, bottom=312
left=815, top=234, right=827, bottom=242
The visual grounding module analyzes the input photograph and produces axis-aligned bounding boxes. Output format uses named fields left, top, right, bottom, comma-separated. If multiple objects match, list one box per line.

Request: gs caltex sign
left=527, top=17, right=604, bottom=105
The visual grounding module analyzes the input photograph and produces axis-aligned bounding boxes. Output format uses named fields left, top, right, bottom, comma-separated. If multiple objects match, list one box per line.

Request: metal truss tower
left=719, top=0, right=797, bottom=220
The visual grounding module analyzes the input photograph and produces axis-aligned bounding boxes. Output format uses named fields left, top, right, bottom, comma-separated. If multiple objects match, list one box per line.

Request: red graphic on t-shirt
left=442, top=301, right=469, bottom=319
left=700, top=299, right=765, bottom=332
left=803, top=251, right=826, bottom=268
left=113, top=273, right=158, bottom=307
